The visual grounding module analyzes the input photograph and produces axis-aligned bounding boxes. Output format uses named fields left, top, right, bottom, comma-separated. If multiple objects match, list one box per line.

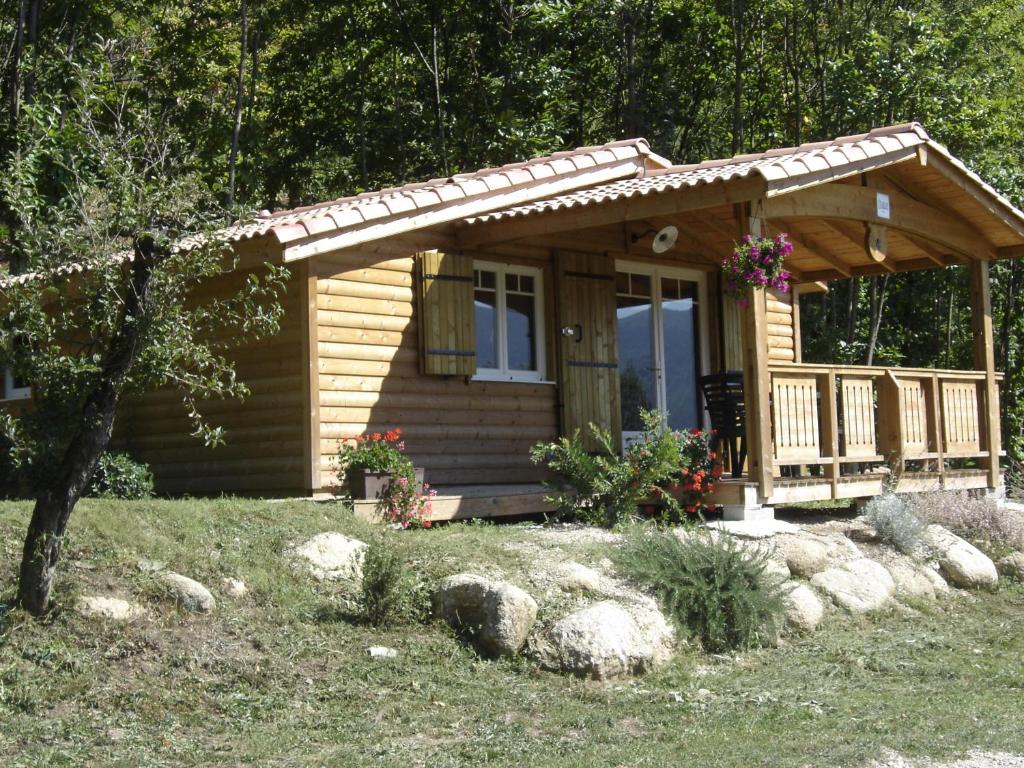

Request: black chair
left=698, top=371, right=747, bottom=478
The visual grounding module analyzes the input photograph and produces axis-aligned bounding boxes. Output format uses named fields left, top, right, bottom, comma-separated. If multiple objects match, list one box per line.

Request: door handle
left=561, top=324, right=583, bottom=342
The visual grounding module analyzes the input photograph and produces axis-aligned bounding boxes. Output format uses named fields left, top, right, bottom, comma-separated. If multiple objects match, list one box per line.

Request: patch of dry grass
left=904, top=492, right=1024, bottom=556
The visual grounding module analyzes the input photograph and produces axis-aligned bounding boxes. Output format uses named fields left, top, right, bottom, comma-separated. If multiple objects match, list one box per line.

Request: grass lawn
left=2, top=497, right=1024, bottom=767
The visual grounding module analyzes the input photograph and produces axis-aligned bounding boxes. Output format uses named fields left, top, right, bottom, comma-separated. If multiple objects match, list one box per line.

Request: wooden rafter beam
left=771, top=218, right=852, bottom=277
left=455, top=176, right=767, bottom=248
left=762, top=183, right=997, bottom=261
left=997, top=244, right=1024, bottom=259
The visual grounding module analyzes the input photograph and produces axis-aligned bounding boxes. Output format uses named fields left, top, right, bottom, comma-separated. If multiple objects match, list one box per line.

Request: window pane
left=630, top=273, right=651, bottom=297
left=478, top=269, right=496, bottom=289
left=616, top=295, right=656, bottom=432
left=474, top=289, right=499, bottom=368
left=662, top=283, right=700, bottom=430
left=505, top=273, right=518, bottom=292
left=518, top=274, right=534, bottom=294
left=661, top=277, right=679, bottom=300
left=505, top=292, right=537, bottom=370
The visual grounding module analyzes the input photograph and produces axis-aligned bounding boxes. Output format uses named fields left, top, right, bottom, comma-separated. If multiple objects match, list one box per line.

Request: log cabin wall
left=112, top=266, right=308, bottom=495
left=766, top=288, right=798, bottom=363
left=312, top=239, right=559, bottom=490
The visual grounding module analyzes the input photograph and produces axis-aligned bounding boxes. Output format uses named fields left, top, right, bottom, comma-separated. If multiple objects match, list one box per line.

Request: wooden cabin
left=107, top=123, right=1024, bottom=520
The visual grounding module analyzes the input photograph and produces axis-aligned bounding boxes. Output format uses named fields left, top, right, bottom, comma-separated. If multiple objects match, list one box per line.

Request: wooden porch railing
left=766, top=362, right=1003, bottom=493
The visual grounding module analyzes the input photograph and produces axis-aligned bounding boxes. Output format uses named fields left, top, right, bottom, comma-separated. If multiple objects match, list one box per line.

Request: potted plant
left=337, top=429, right=424, bottom=500
left=722, top=233, right=794, bottom=301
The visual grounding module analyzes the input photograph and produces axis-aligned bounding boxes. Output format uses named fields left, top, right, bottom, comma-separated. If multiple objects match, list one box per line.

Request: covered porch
left=450, top=124, right=1023, bottom=519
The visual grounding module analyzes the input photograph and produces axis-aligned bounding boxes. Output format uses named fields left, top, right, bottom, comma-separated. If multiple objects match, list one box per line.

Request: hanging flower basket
left=722, top=233, right=794, bottom=300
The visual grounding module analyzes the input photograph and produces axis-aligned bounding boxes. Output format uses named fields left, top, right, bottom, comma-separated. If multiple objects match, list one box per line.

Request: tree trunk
left=865, top=274, right=889, bottom=365
left=9, top=0, right=28, bottom=126
left=730, top=0, right=744, bottom=154
left=227, top=0, right=248, bottom=210
left=17, top=237, right=158, bottom=616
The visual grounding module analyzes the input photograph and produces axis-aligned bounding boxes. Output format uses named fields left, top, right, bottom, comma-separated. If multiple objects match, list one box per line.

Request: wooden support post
left=300, top=261, right=322, bottom=493
left=925, top=373, right=945, bottom=479
left=969, top=260, right=1002, bottom=488
left=878, top=371, right=906, bottom=480
left=819, top=371, right=840, bottom=499
left=739, top=209, right=774, bottom=501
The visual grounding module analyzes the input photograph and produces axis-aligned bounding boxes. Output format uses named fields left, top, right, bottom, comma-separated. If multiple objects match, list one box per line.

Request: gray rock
left=432, top=574, right=538, bottom=657
left=160, top=572, right=216, bottom=613
left=776, top=532, right=863, bottom=578
left=543, top=600, right=675, bottom=680
left=556, top=562, right=603, bottom=593
left=367, top=646, right=399, bottom=659
left=781, top=581, right=825, bottom=632
left=925, top=525, right=998, bottom=589
left=76, top=596, right=145, bottom=621
left=290, top=532, right=368, bottom=581
left=878, top=553, right=948, bottom=600
left=810, top=558, right=895, bottom=613
left=997, top=552, right=1024, bottom=581
left=221, top=577, right=248, bottom=599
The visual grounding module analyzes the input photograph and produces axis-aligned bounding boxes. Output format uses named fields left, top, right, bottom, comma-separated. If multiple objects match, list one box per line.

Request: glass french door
left=615, top=263, right=706, bottom=444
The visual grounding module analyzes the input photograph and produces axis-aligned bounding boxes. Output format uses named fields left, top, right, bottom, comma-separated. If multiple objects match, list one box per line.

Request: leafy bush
left=529, top=409, right=720, bottom=528
left=87, top=453, right=154, bottom=500
left=359, top=537, right=427, bottom=627
left=615, top=527, right=785, bottom=652
left=862, top=493, right=929, bottom=556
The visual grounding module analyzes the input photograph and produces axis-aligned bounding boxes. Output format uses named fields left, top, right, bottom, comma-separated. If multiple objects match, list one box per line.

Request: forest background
left=3, top=0, right=1024, bottom=456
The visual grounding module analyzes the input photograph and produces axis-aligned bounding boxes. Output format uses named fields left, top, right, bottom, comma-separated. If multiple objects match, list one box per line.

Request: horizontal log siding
left=315, top=248, right=557, bottom=488
left=112, top=268, right=307, bottom=495
left=766, top=289, right=796, bottom=362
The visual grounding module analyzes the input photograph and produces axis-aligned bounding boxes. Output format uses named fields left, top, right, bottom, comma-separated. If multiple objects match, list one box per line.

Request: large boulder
left=432, top=574, right=538, bottom=657
left=996, top=552, right=1024, bottom=581
left=925, top=525, right=998, bottom=589
left=160, top=572, right=216, bottom=613
left=877, top=553, right=949, bottom=600
left=542, top=600, right=674, bottom=680
left=775, top=533, right=862, bottom=578
left=810, top=558, right=895, bottom=613
left=76, top=595, right=145, bottom=621
left=290, top=532, right=367, bottom=581
left=781, top=582, right=825, bottom=632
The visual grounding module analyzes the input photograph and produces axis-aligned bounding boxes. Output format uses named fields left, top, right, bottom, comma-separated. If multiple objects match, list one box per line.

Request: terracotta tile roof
left=223, top=138, right=663, bottom=249
left=462, top=124, right=938, bottom=226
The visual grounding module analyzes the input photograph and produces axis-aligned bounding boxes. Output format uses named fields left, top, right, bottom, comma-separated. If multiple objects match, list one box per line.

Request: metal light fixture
left=631, top=225, right=679, bottom=254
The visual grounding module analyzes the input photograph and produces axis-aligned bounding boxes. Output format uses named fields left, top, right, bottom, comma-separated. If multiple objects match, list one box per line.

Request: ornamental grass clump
left=862, top=492, right=929, bottom=557
left=615, top=527, right=785, bottom=653
left=359, top=536, right=428, bottom=627
left=722, top=233, right=793, bottom=300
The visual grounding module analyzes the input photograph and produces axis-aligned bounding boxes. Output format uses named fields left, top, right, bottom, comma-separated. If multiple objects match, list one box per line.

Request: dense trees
left=1, top=0, right=1023, bottom=452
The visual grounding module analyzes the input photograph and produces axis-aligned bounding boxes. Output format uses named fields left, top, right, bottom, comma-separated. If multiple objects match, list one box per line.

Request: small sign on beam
left=876, top=192, right=891, bottom=220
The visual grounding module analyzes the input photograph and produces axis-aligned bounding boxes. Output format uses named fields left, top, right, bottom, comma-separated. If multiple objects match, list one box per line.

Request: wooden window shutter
left=416, top=250, right=476, bottom=375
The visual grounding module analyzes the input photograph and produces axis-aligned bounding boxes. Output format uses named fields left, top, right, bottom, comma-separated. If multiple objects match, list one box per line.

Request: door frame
left=614, top=260, right=711, bottom=441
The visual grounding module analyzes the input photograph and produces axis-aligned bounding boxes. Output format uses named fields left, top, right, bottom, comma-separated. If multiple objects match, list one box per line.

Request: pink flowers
left=723, top=233, right=794, bottom=298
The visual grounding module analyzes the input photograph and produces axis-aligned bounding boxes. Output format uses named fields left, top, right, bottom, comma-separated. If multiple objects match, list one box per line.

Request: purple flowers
left=722, top=233, right=794, bottom=298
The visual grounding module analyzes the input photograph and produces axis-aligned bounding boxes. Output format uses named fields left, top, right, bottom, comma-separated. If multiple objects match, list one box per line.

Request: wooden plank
left=840, top=376, right=878, bottom=458
left=302, top=262, right=321, bottom=491
left=969, top=260, right=1001, bottom=487
left=771, top=373, right=820, bottom=461
left=820, top=371, right=840, bottom=497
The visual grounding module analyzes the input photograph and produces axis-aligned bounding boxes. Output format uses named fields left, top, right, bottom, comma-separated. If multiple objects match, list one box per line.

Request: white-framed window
left=472, top=261, right=546, bottom=382
left=3, top=368, right=31, bottom=401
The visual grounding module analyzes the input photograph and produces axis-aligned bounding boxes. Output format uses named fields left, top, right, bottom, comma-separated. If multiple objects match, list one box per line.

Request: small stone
left=289, top=532, right=368, bottom=581
left=367, top=646, right=399, bottom=659
left=996, top=552, right=1024, bottom=581
left=432, top=574, right=538, bottom=657
left=76, top=596, right=145, bottom=621
left=776, top=536, right=831, bottom=578
left=810, top=558, right=895, bottom=613
left=925, top=525, right=998, bottom=589
left=556, top=562, right=603, bottom=593
left=781, top=581, right=825, bottom=632
left=160, top=572, right=216, bottom=613
left=221, top=577, right=248, bottom=598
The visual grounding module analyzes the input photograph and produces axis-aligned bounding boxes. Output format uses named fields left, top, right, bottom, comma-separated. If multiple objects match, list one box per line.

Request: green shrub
left=87, top=453, right=154, bottom=500
left=615, top=528, right=785, bottom=652
left=863, top=493, right=928, bottom=556
left=359, top=537, right=426, bottom=628
left=529, top=409, right=719, bottom=528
